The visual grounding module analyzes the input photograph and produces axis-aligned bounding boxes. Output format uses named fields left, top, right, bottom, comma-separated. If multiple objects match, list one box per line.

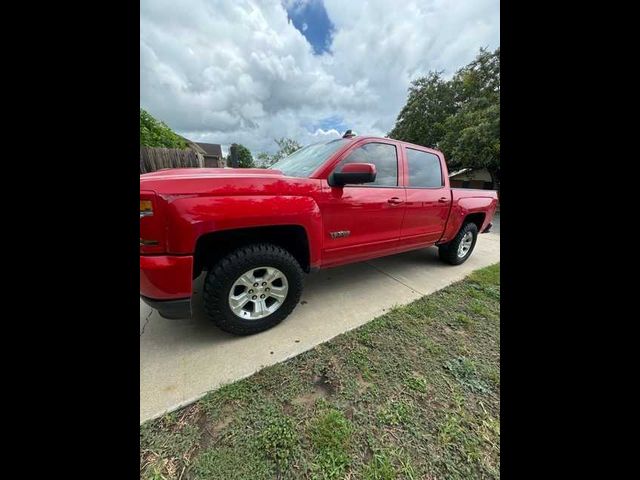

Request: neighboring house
left=195, top=142, right=225, bottom=168
left=172, top=135, right=206, bottom=167
left=140, top=136, right=224, bottom=173
left=176, top=136, right=225, bottom=168
left=449, top=168, right=494, bottom=189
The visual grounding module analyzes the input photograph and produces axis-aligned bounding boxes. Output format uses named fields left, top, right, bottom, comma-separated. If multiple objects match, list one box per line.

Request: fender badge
left=330, top=230, right=351, bottom=239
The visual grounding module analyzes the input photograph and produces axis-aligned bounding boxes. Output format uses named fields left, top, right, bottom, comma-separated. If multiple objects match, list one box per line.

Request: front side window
left=334, top=142, right=398, bottom=186
left=406, top=148, right=443, bottom=188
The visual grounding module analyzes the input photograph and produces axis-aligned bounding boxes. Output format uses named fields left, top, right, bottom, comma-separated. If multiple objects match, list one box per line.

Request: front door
left=316, top=141, right=407, bottom=267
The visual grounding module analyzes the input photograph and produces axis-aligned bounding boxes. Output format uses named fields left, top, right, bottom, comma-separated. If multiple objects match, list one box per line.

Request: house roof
left=172, top=135, right=206, bottom=155
left=195, top=142, right=223, bottom=157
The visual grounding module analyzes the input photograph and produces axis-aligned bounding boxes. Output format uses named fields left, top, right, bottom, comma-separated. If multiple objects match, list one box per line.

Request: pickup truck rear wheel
left=438, top=222, right=478, bottom=265
left=203, top=243, right=304, bottom=335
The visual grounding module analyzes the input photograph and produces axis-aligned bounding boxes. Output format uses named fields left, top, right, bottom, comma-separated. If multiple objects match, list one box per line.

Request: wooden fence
left=140, top=146, right=204, bottom=174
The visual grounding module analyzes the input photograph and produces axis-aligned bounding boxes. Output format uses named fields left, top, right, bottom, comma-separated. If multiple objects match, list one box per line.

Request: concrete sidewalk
left=140, top=229, right=500, bottom=423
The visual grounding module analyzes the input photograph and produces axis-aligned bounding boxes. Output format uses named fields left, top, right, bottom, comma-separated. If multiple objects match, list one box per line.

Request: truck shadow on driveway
left=142, top=246, right=444, bottom=345
left=188, top=254, right=412, bottom=330
left=141, top=232, right=498, bottom=349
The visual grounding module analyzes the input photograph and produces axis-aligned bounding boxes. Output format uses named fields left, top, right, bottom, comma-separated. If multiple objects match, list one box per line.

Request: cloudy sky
left=140, top=0, right=499, bottom=157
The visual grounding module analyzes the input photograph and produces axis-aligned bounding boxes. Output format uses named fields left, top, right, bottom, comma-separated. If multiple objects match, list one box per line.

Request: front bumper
left=140, top=255, right=193, bottom=318
left=141, top=295, right=191, bottom=319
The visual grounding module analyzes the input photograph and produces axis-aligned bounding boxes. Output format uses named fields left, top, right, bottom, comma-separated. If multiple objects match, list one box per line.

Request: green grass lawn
left=141, top=263, right=500, bottom=480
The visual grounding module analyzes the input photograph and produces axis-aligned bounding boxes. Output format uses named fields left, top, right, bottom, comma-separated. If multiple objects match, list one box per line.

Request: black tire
left=203, top=243, right=304, bottom=335
left=438, top=222, right=479, bottom=265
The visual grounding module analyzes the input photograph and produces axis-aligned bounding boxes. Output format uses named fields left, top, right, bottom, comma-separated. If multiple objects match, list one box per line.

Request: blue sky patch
left=316, top=115, right=347, bottom=132
left=304, top=115, right=348, bottom=134
left=284, top=0, right=334, bottom=55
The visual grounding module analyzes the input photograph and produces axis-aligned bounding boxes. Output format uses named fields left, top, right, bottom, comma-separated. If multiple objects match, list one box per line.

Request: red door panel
left=398, top=146, right=450, bottom=248
left=314, top=140, right=406, bottom=267
left=400, top=188, right=450, bottom=247
left=317, top=185, right=406, bottom=267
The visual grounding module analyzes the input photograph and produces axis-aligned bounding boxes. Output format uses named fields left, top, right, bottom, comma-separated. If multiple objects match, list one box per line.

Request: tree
left=441, top=102, right=500, bottom=190
left=388, top=47, right=500, bottom=190
left=451, top=47, right=500, bottom=108
left=257, top=138, right=302, bottom=167
left=387, top=72, right=457, bottom=148
left=140, top=108, right=187, bottom=149
left=441, top=47, right=500, bottom=190
left=228, top=143, right=254, bottom=168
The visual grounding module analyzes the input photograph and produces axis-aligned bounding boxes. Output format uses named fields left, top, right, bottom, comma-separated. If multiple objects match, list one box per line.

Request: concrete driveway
left=140, top=221, right=500, bottom=423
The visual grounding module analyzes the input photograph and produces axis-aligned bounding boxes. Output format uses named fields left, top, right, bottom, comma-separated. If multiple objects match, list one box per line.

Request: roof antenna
left=343, top=129, right=355, bottom=138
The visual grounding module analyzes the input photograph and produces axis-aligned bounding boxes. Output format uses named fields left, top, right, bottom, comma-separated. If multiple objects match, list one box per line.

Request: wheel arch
left=193, top=224, right=312, bottom=278
left=438, top=200, right=490, bottom=244
left=462, top=212, right=486, bottom=231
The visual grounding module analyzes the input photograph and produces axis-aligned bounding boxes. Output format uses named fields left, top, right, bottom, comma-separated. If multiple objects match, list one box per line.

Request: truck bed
left=451, top=188, right=498, bottom=198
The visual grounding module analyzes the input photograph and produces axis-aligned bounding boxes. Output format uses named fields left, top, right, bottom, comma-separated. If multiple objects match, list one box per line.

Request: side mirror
left=328, top=163, right=377, bottom=187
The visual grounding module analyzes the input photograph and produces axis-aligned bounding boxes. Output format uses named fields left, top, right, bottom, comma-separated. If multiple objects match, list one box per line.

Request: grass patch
left=404, top=374, right=428, bottom=393
left=190, top=447, right=272, bottom=479
left=308, top=408, right=353, bottom=479
left=444, top=357, right=492, bottom=394
left=256, top=406, right=300, bottom=469
left=363, top=451, right=395, bottom=480
left=140, top=263, right=500, bottom=479
left=376, top=399, right=413, bottom=426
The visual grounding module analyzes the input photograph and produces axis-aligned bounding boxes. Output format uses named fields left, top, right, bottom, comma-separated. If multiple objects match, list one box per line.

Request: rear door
left=398, top=146, right=451, bottom=248
left=316, top=140, right=407, bottom=267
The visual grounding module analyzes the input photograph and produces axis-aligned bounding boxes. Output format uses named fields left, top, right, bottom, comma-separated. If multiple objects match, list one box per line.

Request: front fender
left=162, top=194, right=324, bottom=267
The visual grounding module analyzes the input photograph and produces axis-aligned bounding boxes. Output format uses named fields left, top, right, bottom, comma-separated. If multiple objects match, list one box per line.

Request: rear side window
left=406, top=148, right=443, bottom=188
left=335, top=142, right=398, bottom=186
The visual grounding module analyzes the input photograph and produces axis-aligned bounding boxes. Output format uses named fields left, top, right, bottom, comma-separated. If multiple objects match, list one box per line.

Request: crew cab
left=140, top=135, right=498, bottom=335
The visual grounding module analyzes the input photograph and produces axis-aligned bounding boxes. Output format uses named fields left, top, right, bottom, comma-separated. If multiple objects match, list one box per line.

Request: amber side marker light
left=140, top=200, right=159, bottom=246
left=140, top=200, right=153, bottom=218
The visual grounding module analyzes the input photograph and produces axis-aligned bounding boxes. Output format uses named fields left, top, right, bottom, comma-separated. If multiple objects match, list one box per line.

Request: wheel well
left=193, top=225, right=310, bottom=278
left=464, top=212, right=486, bottom=231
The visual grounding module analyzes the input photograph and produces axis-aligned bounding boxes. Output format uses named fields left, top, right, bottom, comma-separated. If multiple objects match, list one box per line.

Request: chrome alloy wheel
left=457, top=231, right=474, bottom=258
left=228, top=266, right=289, bottom=320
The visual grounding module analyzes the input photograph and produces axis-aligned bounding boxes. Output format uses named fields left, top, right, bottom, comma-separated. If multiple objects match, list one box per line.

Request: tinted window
left=335, top=143, right=398, bottom=186
left=406, top=148, right=443, bottom=188
left=269, top=138, right=351, bottom=177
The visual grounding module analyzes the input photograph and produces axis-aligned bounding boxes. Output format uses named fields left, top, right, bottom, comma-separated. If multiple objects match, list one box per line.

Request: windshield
left=268, top=138, right=350, bottom=177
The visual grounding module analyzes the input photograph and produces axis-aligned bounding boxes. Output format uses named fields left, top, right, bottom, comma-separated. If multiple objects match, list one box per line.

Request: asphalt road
left=140, top=222, right=500, bottom=423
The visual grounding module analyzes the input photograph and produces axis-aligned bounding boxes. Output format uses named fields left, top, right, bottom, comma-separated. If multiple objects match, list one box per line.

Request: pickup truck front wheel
left=203, top=244, right=304, bottom=335
left=438, top=222, right=478, bottom=265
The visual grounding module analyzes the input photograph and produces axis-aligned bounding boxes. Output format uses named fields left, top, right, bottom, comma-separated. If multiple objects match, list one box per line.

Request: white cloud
left=140, top=0, right=499, bottom=156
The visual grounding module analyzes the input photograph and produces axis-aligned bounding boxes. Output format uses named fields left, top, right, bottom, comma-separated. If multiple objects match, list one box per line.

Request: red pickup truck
left=140, top=135, right=497, bottom=335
